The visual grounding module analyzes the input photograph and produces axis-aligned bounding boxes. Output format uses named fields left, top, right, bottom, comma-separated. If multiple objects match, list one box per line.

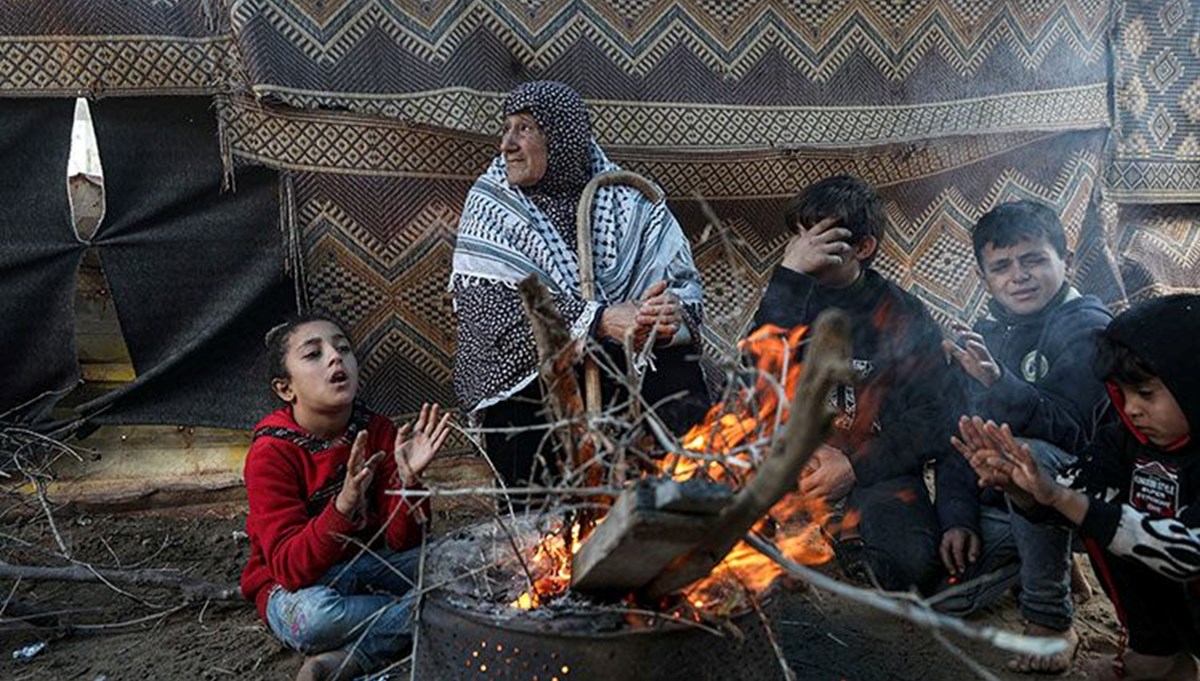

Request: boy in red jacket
left=241, top=312, right=451, bottom=681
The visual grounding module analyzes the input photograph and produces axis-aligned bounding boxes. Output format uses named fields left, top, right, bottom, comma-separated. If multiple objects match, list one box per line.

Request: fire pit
left=413, top=519, right=790, bottom=681
left=406, top=304, right=854, bottom=679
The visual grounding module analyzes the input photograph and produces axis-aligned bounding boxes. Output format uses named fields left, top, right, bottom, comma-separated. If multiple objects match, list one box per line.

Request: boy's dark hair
left=971, top=200, right=1068, bottom=267
left=265, top=310, right=346, bottom=382
left=1094, top=331, right=1157, bottom=386
left=784, top=175, right=885, bottom=265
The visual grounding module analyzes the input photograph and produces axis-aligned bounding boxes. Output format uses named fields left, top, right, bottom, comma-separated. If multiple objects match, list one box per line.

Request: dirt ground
left=0, top=504, right=1124, bottom=681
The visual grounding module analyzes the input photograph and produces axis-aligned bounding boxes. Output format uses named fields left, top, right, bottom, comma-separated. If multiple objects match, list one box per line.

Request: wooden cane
left=575, top=170, right=664, bottom=416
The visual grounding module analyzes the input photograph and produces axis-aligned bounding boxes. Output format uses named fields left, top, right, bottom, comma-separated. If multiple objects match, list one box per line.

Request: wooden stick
left=644, top=309, right=853, bottom=598
left=517, top=274, right=594, bottom=487
left=743, top=533, right=1067, bottom=658
left=575, top=170, right=664, bottom=416
left=0, top=563, right=242, bottom=602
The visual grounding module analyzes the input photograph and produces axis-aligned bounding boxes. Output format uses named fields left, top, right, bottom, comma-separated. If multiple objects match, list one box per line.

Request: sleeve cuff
left=318, top=498, right=361, bottom=538
left=937, top=497, right=981, bottom=535
left=1079, top=498, right=1122, bottom=546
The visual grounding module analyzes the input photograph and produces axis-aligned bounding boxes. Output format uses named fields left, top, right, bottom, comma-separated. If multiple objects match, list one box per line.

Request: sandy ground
left=0, top=506, right=1124, bottom=681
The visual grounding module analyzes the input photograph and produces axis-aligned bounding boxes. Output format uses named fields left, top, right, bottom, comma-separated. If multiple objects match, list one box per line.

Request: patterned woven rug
left=1107, top=0, right=1200, bottom=202
left=3, top=0, right=1198, bottom=432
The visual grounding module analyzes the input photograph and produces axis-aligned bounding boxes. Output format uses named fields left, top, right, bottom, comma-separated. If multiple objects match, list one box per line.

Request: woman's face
left=500, top=112, right=548, bottom=187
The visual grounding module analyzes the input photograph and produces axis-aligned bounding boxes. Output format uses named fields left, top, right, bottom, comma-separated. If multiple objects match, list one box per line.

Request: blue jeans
left=266, top=547, right=420, bottom=672
left=936, top=440, right=1075, bottom=631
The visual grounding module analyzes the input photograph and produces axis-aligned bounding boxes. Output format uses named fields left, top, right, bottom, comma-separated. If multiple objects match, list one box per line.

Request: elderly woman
left=451, top=81, right=709, bottom=486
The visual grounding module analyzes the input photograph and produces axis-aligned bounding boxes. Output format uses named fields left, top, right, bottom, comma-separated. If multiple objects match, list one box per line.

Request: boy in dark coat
left=959, top=294, right=1200, bottom=680
left=753, top=175, right=955, bottom=593
left=936, top=200, right=1112, bottom=672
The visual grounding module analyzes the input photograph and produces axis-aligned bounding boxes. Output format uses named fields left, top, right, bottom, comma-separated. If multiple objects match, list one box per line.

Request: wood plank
left=570, top=481, right=721, bottom=594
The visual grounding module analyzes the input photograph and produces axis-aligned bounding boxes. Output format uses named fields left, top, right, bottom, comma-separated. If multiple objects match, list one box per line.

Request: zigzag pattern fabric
left=225, top=0, right=1112, bottom=147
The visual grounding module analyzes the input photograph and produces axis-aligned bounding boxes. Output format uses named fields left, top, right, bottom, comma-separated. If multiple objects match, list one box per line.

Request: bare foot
left=295, top=650, right=361, bottom=681
left=1070, top=554, right=1094, bottom=604
left=1087, top=650, right=1199, bottom=681
left=1007, top=623, right=1079, bottom=674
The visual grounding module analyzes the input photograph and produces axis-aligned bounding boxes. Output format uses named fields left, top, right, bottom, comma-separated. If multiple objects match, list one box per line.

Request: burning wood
left=570, top=479, right=730, bottom=594
left=517, top=274, right=596, bottom=491
left=552, top=308, right=853, bottom=599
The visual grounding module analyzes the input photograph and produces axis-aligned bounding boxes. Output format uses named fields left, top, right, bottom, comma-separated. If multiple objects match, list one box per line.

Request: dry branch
left=0, top=563, right=242, bottom=602
left=517, top=274, right=598, bottom=490
left=643, top=308, right=853, bottom=598
left=743, top=533, right=1067, bottom=659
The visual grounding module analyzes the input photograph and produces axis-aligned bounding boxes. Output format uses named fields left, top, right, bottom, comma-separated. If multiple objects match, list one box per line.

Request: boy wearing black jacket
left=959, top=294, right=1200, bottom=680
left=753, top=175, right=954, bottom=594
left=936, top=201, right=1112, bottom=673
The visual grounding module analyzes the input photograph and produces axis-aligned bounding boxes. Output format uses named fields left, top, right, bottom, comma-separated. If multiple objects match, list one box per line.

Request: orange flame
left=512, top=322, right=842, bottom=612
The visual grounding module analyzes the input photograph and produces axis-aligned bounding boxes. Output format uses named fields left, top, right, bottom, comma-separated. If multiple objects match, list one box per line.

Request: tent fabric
left=225, top=0, right=1112, bottom=148
left=1112, top=203, right=1200, bottom=303
left=1, top=0, right=1198, bottom=427
left=1106, top=0, right=1200, bottom=202
left=0, top=96, right=290, bottom=429
left=0, top=99, right=84, bottom=424
left=0, top=1, right=229, bottom=98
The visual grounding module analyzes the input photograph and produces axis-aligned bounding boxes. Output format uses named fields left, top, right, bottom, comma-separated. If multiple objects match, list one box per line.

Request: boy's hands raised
left=952, top=415, right=1089, bottom=525
left=952, top=416, right=1052, bottom=509
left=943, top=322, right=1001, bottom=388
left=394, top=403, right=452, bottom=487
left=335, top=431, right=386, bottom=518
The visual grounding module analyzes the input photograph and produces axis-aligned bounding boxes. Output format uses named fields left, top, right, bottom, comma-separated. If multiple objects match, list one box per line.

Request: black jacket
left=1069, top=294, right=1200, bottom=582
left=972, top=288, right=1112, bottom=452
left=753, top=267, right=958, bottom=487
left=936, top=287, right=1111, bottom=533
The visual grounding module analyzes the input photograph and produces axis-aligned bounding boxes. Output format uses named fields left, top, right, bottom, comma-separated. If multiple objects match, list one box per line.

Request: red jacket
left=239, top=406, right=428, bottom=621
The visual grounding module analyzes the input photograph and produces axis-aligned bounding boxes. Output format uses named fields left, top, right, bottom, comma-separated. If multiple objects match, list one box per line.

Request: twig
left=0, top=563, right=242, bottom=602
left=746, top=587, right=797, bottom=681
left=71, top=601, right=191, bottom=632
left=742, top=533, right=1068, bottom=658
left=409, top=522, right=429, bottom=681
left=386, top=485, right=619, bottom=499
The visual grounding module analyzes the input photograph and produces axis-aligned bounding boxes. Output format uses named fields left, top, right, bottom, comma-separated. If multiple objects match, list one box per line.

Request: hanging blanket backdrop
left=2, top=2, right=1197, bottom=463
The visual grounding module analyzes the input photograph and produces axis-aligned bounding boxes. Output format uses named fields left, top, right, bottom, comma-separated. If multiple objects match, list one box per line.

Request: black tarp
left=0, top=97, right=294, bottom=430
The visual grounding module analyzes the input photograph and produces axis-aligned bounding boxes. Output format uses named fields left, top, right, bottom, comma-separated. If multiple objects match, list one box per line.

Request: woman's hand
left=335, top=431, right=386, bottom=518
left=394, top=403, right=452, bottom=487
left=598, top=280, right=689, bottom=348
left=637, top=280, right=685, bottom=346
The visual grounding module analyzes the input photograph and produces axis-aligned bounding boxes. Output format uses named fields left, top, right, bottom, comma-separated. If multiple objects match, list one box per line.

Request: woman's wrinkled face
left=500, top=112, right=548, bottom=187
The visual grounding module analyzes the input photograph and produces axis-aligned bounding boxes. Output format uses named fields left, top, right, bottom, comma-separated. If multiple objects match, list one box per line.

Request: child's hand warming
left=952, top=415, right=1089, bottom=524
left=335, top=431, right=386, bottom=518
left=394, top=403, right=452, bottom=487
left=951, top=416, right=1049, bottom=510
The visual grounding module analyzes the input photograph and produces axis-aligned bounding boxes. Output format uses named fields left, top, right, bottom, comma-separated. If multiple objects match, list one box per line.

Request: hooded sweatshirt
left=971, top=286, right=1112, bottom=452
left=1068, top=294, right=1200, bottom=581
left=936, top=286, right=1112, bottom=533
left=240, top=405, right=428, bottom=621
left=754, top=267, right=958, bottom=486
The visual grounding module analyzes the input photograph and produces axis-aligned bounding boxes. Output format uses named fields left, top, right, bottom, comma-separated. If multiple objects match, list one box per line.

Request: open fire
left=511, top=322, right=856, bottom=612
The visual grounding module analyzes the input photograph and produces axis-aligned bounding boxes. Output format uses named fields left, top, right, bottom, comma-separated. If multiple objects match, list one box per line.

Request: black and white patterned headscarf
left=450, top=82, right=705, bottom=413
left=502, top=81, right=592, bottom=245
